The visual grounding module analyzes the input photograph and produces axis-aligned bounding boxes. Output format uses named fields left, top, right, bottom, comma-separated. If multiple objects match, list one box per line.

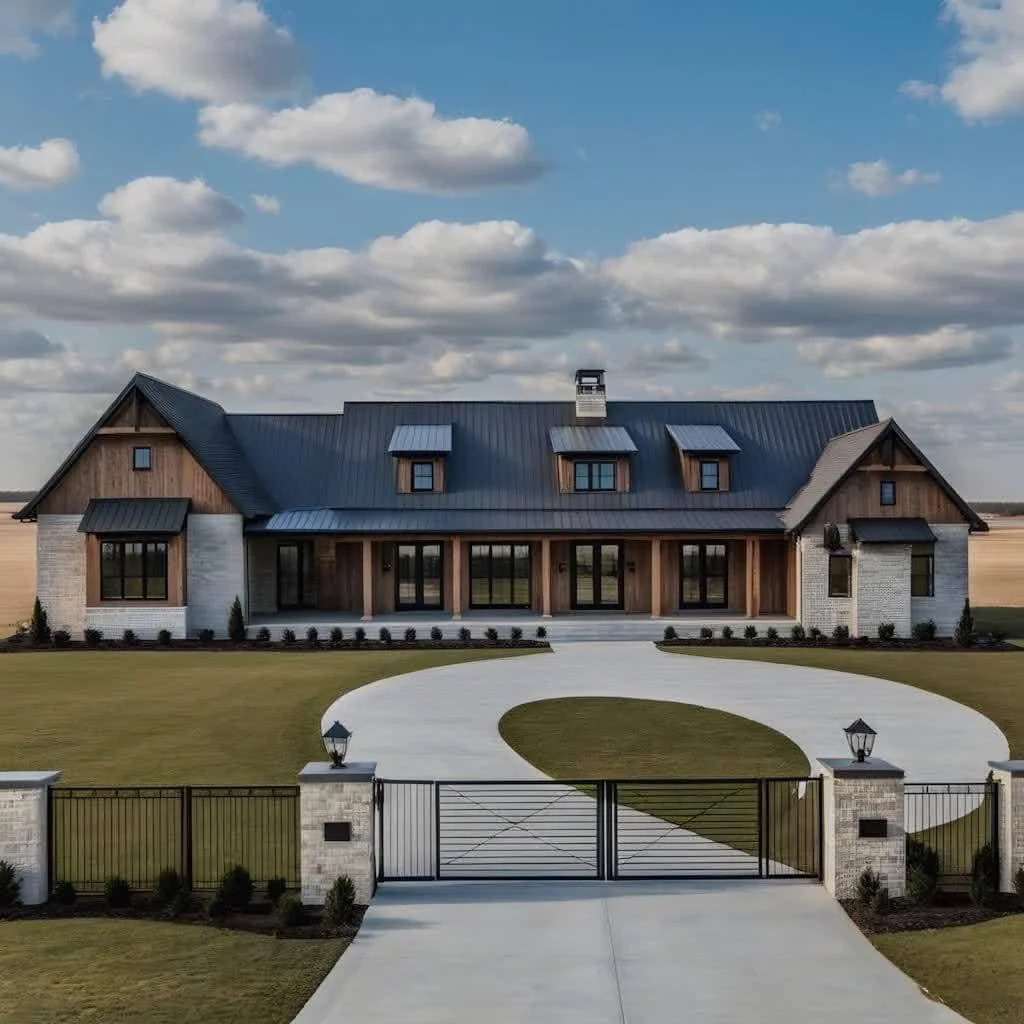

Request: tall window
left=101, top=541, right=167, bottom=600
left=132, top=446, right=152, bottom=472
left=880, top=480, right=896, bottom=506
left=574, top=461, right=615, bottom=491
left=828, top=554, right=852, bottom=598
left=700, top=460, right=720, bottom=491
left=470, top=544, right=531, bottom=608
left=277, top=542, right=314, bottom=609
left=911, top=544, right=934, bottom=597
left=411, top=461, right=435, bottom=491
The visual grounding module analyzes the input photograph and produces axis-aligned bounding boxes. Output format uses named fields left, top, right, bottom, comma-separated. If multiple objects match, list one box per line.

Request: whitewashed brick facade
left=852, top=543, right=912, bottom=639
left=798, top=526, right=852, bottom=634
left=36, top=515, right=86, bottom=636
left=84, top=606, right=187, bottom=640
left=990, top=762, right=1024, bottom=894
left=299, top=763, right=376, bottom=906
left=911, top=523, right=969, bottom=638
left=186, top=514, right=245, bottom=637
left=0, top=772, right=61, bottom=905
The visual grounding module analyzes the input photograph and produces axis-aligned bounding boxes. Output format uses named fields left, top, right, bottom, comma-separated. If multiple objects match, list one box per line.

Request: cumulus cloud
left=252, top=193, right=280, bottom=214
left=899, top=79, right=940, bottom=101
left=755, top=110, right=782, bottom=131
left=0, top=0, right=73, bottom=57
left=98, top=176, right=245, bottom=233
left=0, top=327, right=62, bottom=359
left=842, top=159, right=942, bottom=197
left=0, top=139, right=80, bottom=190
left=198, top=88, right=544, bottom=193
left=628, top=338, right=710, bottom=371
left=93, top=0, right=304, bottom=103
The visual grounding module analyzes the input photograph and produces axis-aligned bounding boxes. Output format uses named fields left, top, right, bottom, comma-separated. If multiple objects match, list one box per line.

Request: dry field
left=0, top=502, right=34, bottom=630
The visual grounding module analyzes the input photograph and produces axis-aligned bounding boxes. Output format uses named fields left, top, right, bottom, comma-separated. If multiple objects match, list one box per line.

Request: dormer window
left=700, top=460, right=720, bottom=491
left=132, top=446, right=152, bottom=472
left=549, top=426, right=636, bottom=494
left=388, top=424, right=452, bottom=495
left=412, top=461, right=435, bottom=492
left=667, top=425, right=740, bottom=493
left=575, top=461, right=616, bottom=492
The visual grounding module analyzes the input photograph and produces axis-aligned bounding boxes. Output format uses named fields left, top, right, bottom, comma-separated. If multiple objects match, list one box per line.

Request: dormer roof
left=548, top=426, right=638, bottom=455
left=387, top=424, right=453, bottom=455
left=666, top=424, right=741, bottom=453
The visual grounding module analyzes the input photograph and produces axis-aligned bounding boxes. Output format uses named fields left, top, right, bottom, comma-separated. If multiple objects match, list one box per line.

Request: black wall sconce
left=557, top=562, right=567, bottom=574
left=627, top=561, right=636, bottom=573
left=381, top=545, right=393, bottom=573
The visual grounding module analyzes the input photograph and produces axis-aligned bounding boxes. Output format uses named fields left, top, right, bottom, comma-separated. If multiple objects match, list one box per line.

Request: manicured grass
left=0, top=918, right=346, bottom=1024
left=872, top=916, right=1024, bottom=1024
left=974, top=606, right=1024, bottom=638
left=0, top=649, right=535, bottom=784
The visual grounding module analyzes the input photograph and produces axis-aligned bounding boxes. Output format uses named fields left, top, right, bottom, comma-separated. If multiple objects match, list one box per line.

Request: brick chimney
left=574, top=369, right=607, bottom=419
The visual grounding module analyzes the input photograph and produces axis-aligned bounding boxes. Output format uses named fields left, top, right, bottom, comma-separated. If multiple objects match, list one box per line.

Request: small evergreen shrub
left=198, top=628, right=215, bottom=644
left=790, top=623, right=806, bottom=641
left=84, top=628, right=103, bottom=647
left=720, top=625, right=733, bottom=640
left=430, top=626, right=443, bottom=641
left=256, top=626, right=271, bottom=643
left=699, top=626, right=713, bottom=640
left=217, top=865, right=253, bottom=911
left=206, top=894, right=228, bottom=919
left=104, top=875, right=131, bottom=909
left=536, top=626, right=547, bottom=640
left=266, top=877, right=288, bottom=905
left=912, top=619, right=937, bottom=641
left=171, top=889, right=195, bottom=916
left=281, top=628, right=297, bottom=645
left=970, top=843, right=999, bottom=907
left=0, top=860, right=21, bottom=907
left=1014, top=865, right=1024, bottom=906
left=832, top=624, right=850, bottom=642
left=354, top=626, right=366, bottom=644
left=306, top=626, right=319, bottom=646
left=663, top=625, right=678, bottom=641
left=29, top=597, right=50, bottom=646
left=808, top=626, right=823, bottom=641
left=870, top=886, right=892, bottom=916
left=856, top=867, right=881, bottom=907
left=955, top=598, right=974, bottom=648
left=485, top=627, right=499, bottom=644
left=510, top=626, right=523, bottom=642
left=379, top=626, right=392, bottom=644
left=323, top=875, right=357, bottom=926
left=765, top=627, right=779, bottom=642
left=52, top=629, right=71, bottom=648
left=744, top=625, right=758, bottom=640
left=404, top=627, right=417, bottom=642
left=458, top=626, right=471, bottom=642
left=277, top=893, right=305, bottom=927
left=157, top=629, right=172, bottom=646
left=330, top=627, right=343, bottom=645
left=153, top=867, right=184, bottom=907
left=906, top=865, right=938, bottom=906
left=122, top=628, right=138, bottom=647
left=52, top=881, right=76, bottom=906
left=227, top=596, right=246, bottom=643
left=877, top=622, right=896, bottom=641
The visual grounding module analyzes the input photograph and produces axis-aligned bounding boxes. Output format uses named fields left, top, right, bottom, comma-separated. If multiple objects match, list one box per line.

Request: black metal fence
left=49, top=785, right=300, bottom=893
left=905, top=781, right=998, bottom=887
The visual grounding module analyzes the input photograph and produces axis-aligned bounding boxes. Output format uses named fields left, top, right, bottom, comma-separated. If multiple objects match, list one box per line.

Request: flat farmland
left=0, top=502, right=34, bottom=630
left=970, top=518, right=1024, bottom=607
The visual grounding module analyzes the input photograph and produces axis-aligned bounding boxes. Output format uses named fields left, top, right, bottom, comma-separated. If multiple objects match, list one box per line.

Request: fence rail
left=49, top=785, right=300, bottom=893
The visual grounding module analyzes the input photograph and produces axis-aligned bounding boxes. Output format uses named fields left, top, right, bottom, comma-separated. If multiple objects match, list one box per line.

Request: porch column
left=745, top=537, right=761, bottom=619
left=650, top=537, right=662, bottom=618
left=541, top=538, right=552, bottom=618
left=361, top=538, right=373, bottom=621
left=451, top=537, right=463, bottom=620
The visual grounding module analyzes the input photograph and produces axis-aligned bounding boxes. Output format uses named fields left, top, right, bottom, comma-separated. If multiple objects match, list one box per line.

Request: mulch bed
left=0, top=639, right=550, bottom=653
left=0, top=898, right=366, bottom=940
left=659, top=637, right=1018, bottom=652
left=843, top=892, right=1024, bottom=936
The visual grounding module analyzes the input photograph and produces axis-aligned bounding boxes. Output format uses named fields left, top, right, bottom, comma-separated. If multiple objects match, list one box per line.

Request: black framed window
left=911, top=544, right=934, bottom=597
left=132, top=446, right=152, bottom=472
left=470, top=544, right=531, bottom=608
left=574, top=461, right=616, bottom=491
left=277, top=542, right=314, bottom=609
left=571, top=542, right=624, bottom=610
left=680, top=543, right=728, bottom=608
left=100, top=540, right=168, bottom=600
left=412, top=462, right=435, bottom=492
left=880, top=480, right=896, bottom=506
left=396, top=543, right=443, bottom=610
left=700, top=461, right=720, bottom=491
left=828, top=554, right=852, bottom=598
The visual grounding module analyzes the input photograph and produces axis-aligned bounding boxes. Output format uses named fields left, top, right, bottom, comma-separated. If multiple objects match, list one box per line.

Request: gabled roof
left=666, top=424, right=741, bottom=453
left=548, top=426, right=638, bottom=454
left=782, top=419, right=986, bottom=533
left=387, top=424, right=453, bottom=455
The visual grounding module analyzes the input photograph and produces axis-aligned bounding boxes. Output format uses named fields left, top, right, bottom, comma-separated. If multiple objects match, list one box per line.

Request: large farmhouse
left=15, top=369, right=983, bottom=638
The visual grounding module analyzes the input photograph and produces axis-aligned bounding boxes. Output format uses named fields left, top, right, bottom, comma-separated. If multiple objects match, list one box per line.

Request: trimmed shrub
left=744, top=625, right=758, bottom=640
left=877, top=622, right=896, bottom=641
left=217, top=865, right=253, bottom=911
left=198, top=628, right=215, bottom=645
left=855, top=867, right=881, bottom=907
left=458, top=626, right=471, bottom=642
left=0, top=860, right=21, bottom=907
left=207, top=894, right=228, bottom=919
left=765, top=627, right=779, bottom=642
left=1014, top=865, right=1024, bottom=906
left=266, top=877, right=288, bottom=905
left=171, top=889, right=195, bottom=916
left=906, top=836, right=941, bottom=907
left=122, top=628, right=138, bottom=647
left=104, top=875, right=131, bottom=909
left=832, top=624, right=850, bottom=642
left=906, top=865, right=938, bottom=906
left=330, top=627, right=343, bottom=645
left=485, top=627, right=499, bottom=644
left=306, top=626, right=319, bottom=646
left=323, top=875, right=357, bottom=926
left=157, top=629, right=172, bottom=646
left=808, top=626, right=823, bottom=642
left=720, top=625, right=733, bottom=640
left=536, top=626, right=547, bottom=640
left=912, top=619, right=937, bottom=641
left=870, top=886, right=892, bottom=916
left=430, top=626, right=443, bottom=642
left=29, top=597, right=50, bottom=646
left=354, top=627, right=366, bottom=644
left=790, top=623, right=806, bottom=641
left=955, top=598, right=974, bottom=648
left=256, top=626, right=271, bottom=643
left=699, top=626, right=713, bottom=640
left=663, top=626, right=678, bottom=641
left=228, top=596, right=246, bottom=643
left=510, top=626, right=523, bottom=642
left=277, top=893, right=305, bottom=927
left=154, top=867, right=184, bottom=907
left=52, top=629, right=71, bottom=648
left=970, top=843, right=999, bottom=907
left=52, top=881, right=76, bottom=906
left=404, top=628, right=417, bottom=642
left=84, top=628, right=103, bottom=647
left=281, top=628, right=297, bottom=645
left=379, top=626, right=392, bottom=644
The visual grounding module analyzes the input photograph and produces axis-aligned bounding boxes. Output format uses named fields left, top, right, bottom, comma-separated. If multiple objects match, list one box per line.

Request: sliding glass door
left=396, top=543, right=443, bottom=610
left=571, top=542, right=624, bottom=610
left=470, top=543, right=531, bottom=609
left=680, top=543, right=728, bottom=609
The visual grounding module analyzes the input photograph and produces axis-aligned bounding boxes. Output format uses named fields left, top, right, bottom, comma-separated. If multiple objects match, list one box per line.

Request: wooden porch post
left=745, top=537, right=761, bottom=618
left=361, top=538, right=373, bottom=621
left=541, top=538, right=552, bottom=618
left=651, top=537, right=662, bottom=618
left=452, top=537, right=463, bottom=620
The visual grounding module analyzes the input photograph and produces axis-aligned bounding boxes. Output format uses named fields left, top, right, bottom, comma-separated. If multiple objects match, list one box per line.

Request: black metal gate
left=376, top=776, right=821, bottom=883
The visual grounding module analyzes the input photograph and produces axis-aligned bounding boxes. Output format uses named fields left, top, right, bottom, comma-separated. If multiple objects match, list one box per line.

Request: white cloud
left=93, top=0, right=304, bottom=103
left=98, top=177, right=244, bottom=233
left=0, top=0, right=73, bottom=57
left=0, top=139, right=79, bottom=190
left=992, top=369, right=1024, bottom=391
left=252, top=193, right=280, bottom=214
left=755, top=110, right=782, bottom=131
left=199, top=88, right=543, bottom=193
left=899, top=79, right=940, bottom=101
left=628, top=337, right=710, bottom=371
left=843, top=159, right=942, bottom=197
left=0, top=327, right=62, bottom=359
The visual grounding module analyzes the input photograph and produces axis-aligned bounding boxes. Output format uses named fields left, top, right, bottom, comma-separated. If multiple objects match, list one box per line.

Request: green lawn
left=974, top=606, right=1024, bottom=638
left=0, top=919, right=346, bottom=1024
left=873, top=916, right=1024, bottom=1024
left=0, top=649, right=534, bottom=784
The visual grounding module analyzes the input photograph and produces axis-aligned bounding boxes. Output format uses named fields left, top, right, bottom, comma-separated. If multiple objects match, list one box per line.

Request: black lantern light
left=844, top=718, right=877, bottom=763
left=322, top=721, right=352, bottom=768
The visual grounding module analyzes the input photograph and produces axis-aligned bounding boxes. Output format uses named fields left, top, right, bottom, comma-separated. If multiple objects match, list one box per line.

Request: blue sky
left=0, top=0, right=1022, bottom=497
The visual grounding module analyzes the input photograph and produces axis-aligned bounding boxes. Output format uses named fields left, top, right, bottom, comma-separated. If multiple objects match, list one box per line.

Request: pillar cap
left=299, top=761, right=377, bottom=782
left=818, top=757, right=904, bottom=779
left=989, top=760, right=1024, bottom=775
left=0, top=771, right=61, bottom=789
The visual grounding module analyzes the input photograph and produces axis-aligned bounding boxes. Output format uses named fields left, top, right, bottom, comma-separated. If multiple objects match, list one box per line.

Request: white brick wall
left=911, top=524, right=969, bottom=638
left=852, top=543, right=912, bottom=639
left=36, top=515, right=86, bottom=636
left=0, top=774, right=60, bottom=905
left=798, top=527, right=852, bottom=634
left=85, top=606, right=187, bottom=640
left=186, top=514, right=245, bottom=637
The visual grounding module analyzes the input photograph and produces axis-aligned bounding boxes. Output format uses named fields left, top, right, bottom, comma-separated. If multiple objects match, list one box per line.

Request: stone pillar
left=650, top=537, right=662, bottom=618
left=540, top=538, right=552, bottom=618
left=299, top=761, right=377, bottom=906
left=0, top=771, right=61, bottom=906
left=989, top=760, right=1024, bottom=893
left=360, top=539, right=373, bottom=621
left=818, top=757, right=905, bottom=899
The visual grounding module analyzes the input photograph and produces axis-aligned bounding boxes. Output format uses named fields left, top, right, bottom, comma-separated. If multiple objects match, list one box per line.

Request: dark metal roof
left=849, top=518, right=938, bottom=544
left=548, top=426, right=638, bottom=454
left=387, top=424, right=453, bottom=454
left=79, top=498, right=190, bottom=535
left=246, top=508, right=785, bottom=534
left=666, top=424, right=741, bottom=453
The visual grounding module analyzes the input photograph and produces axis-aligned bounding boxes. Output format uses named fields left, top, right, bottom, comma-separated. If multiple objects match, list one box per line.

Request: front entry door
left=680, top=543, right=728, bottom=609
left=572, top=542, right=624, bottom=610
left=396, top=543, right=443, bottom=610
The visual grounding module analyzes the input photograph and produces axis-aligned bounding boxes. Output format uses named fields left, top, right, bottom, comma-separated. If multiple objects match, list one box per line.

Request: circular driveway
left=323, top=641, right=1007, bottom=781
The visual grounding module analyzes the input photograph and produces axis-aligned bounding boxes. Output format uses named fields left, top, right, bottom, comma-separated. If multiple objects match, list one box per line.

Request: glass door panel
left=599, top=544, right=621, bottom=606
left=421, top=544, right=442, bottom=608
left=277, top=543, right=301, bottom=609
left=396, top=545, right=418, bottom=608
left=704, top=544, right=727, bottom=607
left=679, top=542, right=729, bottom=609
left=574, top=545, right=594, bottom=607
left=512, top=545, right=531, bottom=606
left=572, top=542, right=623, bottom=610
left=491, top=544, right=512, bottom=606
left=681, top=545, right=702, bottom=606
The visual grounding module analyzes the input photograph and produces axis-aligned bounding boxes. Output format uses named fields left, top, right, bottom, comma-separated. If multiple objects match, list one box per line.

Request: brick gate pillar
left=299, top=761, right=377, bottom=906
left=988, top=760, right=1024, bottom=893
left=0, top=771, right=61, bottom=906
left=818, top=757, right=905, bottom=900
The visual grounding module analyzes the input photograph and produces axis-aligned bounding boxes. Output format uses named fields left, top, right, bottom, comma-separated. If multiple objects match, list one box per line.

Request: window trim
left=132, top=446, right=152, bottom=472
left=573, top=460, right=617, bottom=492
left=827, top=553, right=852, bottom=599
left=911, top=545, right=935, bottom=598
left=880, top=479, right=896, bottom=506
left=411, top=461, right=435, bottom=492
left=699, top=460, right=721, bottom=492
left=100, top=539, right=168, bottom=601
